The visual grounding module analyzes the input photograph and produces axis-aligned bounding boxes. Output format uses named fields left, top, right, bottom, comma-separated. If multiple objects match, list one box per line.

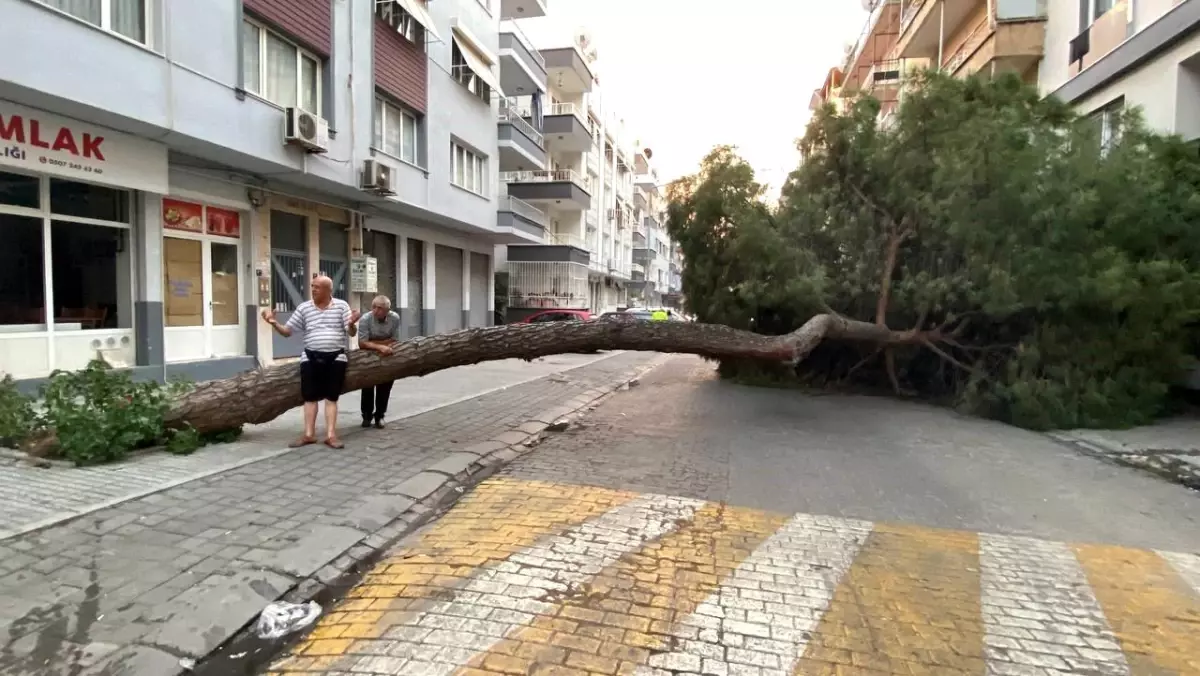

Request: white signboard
left=350, top=256, right=378, bottom=293
left=0, top=99, right=169, bottom=194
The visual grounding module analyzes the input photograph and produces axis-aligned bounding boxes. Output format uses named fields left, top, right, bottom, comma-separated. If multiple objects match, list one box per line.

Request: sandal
left=289, top=437, right=317, bottom=448
left=324, top=438, right=345, bottom=449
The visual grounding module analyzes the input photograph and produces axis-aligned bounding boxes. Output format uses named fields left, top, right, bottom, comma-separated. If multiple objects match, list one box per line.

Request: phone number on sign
left=40, top=156, right=104, bottom=175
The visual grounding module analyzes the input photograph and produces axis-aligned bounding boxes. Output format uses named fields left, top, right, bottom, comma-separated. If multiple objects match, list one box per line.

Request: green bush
left=0, top=375, right=38, bottom=448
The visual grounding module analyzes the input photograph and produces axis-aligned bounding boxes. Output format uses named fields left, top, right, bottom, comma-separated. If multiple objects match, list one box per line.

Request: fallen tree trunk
left=166, top=315, right=924, bottom=433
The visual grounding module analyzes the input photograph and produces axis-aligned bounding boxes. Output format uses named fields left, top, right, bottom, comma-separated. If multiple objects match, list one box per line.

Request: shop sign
left=350, top=256, right=378, bottom=293
left=0, top=99, right=168, bottom=193
left=207, top=207, right=241, bottom=238
left=162, top=199, right=204, bottom=232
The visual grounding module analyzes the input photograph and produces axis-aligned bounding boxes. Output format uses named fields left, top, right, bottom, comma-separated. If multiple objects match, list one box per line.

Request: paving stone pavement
left=266, top=476, right=1200, bottom=676
left=0, top=351, right=658, bottom=676
left=0, top=352, right=617, bottom=540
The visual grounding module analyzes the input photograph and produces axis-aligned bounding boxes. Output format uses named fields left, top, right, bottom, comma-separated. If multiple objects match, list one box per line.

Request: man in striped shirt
left=262, top=275, right=361, bottom=449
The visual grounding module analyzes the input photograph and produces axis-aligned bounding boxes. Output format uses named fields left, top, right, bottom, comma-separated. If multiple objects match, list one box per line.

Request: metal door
left=362, top=230, right=397, bottom=311
left=406, top=239, right=424, bottom=338
left=434, top=245, right=463, bottom=334
left=269, top=211, right=308, bottom=358
left=318, top=220, right=349, bottom=301
left=469, top=252, right=489, bottom=327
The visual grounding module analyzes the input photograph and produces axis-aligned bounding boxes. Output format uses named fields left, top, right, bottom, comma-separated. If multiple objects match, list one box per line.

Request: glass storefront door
left=163, top=235, right=242, bottom=362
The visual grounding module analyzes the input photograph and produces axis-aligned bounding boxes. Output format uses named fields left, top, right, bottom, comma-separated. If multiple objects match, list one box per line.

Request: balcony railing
left=547, top=232, right=588, bottom=249
left=943, top=16, right=991, bottom=73
left=900, top=0, right=926, bottom=36
left=864, top=59, right=902, bottom=90
left=499, top=19, right=545, bottom=68
left=499, top=195, right=546, bottom=225
left=547, top=102, right=588, bottom=126
left=499, top=98, right=544, bottom=147
left=995, top=0, right=1047, bottom=20
left=499, top=169, right=588, bottom=189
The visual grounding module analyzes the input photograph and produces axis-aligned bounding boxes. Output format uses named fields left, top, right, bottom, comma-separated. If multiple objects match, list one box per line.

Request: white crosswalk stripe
left=979, top=534, right=1130, bottom=676
left=638, top=513, right=872, bottom=676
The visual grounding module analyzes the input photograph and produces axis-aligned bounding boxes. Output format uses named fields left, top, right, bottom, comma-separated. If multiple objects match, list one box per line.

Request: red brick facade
left=243, top=0, right=332, bottom=56
left=373, top=17, right=428, bottom=113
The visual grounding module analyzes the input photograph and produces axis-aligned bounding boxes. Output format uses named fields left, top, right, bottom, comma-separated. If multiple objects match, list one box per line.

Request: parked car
left=519, top=309, right=595, bottom=324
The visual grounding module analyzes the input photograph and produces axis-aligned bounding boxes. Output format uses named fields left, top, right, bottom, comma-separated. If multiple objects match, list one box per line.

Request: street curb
left=190, top=353, right=670, bottom=676
left=1047, top=432, right=1200, bottom=491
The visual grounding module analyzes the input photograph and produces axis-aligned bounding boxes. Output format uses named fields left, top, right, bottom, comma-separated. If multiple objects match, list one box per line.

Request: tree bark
left=165, top=316, right=923, bottom=434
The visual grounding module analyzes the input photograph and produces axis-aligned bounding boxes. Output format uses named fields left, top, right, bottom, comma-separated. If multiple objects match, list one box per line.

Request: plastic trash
left=253, top=601, right=321, bottom=639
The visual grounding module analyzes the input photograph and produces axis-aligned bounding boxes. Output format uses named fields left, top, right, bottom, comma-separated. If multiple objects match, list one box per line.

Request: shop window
left=51, top=221, right=131, bottom=330
left=0, top=215, right=45, bottom=327
left=0, top=172, right=39, bottom=209
left=50, top=179, right=130, bottom=222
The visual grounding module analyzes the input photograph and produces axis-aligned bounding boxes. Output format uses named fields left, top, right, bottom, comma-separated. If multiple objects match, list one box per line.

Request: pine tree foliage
left=666, top=71, right=1200, bottom=430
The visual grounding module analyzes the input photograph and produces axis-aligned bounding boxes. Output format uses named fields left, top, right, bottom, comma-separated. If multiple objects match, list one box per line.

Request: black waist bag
left=304, top=349, right=344, bottom=365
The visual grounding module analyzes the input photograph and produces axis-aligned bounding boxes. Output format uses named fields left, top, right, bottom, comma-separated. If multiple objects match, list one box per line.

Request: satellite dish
left=644, top=148, right=653, bottom=159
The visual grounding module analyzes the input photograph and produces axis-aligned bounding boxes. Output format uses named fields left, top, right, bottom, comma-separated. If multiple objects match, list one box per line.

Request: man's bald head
left=310, top=275, right=334, bottom=303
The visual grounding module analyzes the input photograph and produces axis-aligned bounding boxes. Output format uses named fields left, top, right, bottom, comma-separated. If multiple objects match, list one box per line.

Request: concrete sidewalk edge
left=187, top=354, right=670, bottom=676
left=1046, top=432, right=1200, bottom=491
left=0, top=352, right=626, bottom=544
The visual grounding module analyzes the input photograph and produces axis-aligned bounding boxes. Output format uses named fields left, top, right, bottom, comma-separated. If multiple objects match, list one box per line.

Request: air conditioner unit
left=284, top=108, right=330, bottom=153
left=361, top=159, right=395, bottom=195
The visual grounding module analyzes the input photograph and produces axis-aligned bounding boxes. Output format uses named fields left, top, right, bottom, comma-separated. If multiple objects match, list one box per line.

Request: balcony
left=507, top=233, right=590, bottom=268
left=499, top=21, right=547, bottom=97
left=633, top=188, right=648, bottom=210
left=944, top=3, right=1046, bottom=78
left=634, top=171, right=658, bottom=190
left=585, top=209, right=597, bottom=231
left=505, top=261, right=590, bottom=317
left=541, top=46, right=594, bottom=93
left=498, top=98, right=546, bottom=171
left=497, top=196, right=547, bottom=242
left=633, top=247, right=658, bottom=264
left=541, top=103, right=592, bottom=152
left=500, top=0, right=547, bottom=19
left=501, top=170, right=592, bottom=211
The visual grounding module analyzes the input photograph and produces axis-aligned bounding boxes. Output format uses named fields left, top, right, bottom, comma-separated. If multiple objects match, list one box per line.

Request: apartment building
left=498, top=31, right=645, bottom=320
left=1042, top=0, right=1200, bottom=143
left=0, top=0, right=519, bottom=389
left=890, top=0, right=1047, bottom=82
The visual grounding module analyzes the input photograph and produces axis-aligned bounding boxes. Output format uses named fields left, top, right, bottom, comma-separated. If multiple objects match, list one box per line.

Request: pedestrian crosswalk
left=270, top=478, right=1200, bottom=676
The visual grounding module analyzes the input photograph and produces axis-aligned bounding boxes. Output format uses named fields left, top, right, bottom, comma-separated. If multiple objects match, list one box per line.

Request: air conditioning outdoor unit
left=284, top=107, right=330, bottom=153
left=361, top=159, right=396, bottom=195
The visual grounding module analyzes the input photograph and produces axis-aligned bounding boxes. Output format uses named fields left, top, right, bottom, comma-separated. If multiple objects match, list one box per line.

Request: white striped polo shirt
left=285, top=298, right=352, bottom=362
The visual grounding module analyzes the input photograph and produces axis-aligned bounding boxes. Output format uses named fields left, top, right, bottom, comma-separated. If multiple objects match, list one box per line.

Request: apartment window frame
left=452, top=41, right=492, bottom=104
left=450, top=142, right=488, bottom=197
left=373, top=96, right=423, bottom=168
left=35, top=0, right=152, bottom=45
left=1089, top=96, right=1124, bottom=155
left=242, top=16, right=324, bottom=114
left=376, top=1, right=425, bottom=50
left=1079, top=0, right=1115, bottom=30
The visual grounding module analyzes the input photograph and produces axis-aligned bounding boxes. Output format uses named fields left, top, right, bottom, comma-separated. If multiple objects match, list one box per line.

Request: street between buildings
left=259, top=356, right=1200, bottom=676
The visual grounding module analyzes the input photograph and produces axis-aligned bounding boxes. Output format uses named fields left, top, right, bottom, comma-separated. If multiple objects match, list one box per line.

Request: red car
left=519, top=309, right=595, bottom=323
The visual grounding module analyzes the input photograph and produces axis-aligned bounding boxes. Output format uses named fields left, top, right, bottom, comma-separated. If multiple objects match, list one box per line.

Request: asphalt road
left=510, top=355, right=1199, bottom=553
left=265, top=355, right=1200, bottom=676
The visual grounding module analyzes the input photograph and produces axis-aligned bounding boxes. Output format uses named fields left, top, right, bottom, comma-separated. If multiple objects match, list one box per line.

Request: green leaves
left=670, top=70, right=1200, bottom=430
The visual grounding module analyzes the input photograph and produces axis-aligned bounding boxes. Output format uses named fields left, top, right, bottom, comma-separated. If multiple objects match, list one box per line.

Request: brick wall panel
left=373, top=17, right=428, bottom=113
left=243, top=0, right=332, bottom=56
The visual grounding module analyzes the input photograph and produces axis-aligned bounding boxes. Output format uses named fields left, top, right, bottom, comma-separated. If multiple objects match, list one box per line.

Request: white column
left=487, top=254, right=495, bottom=313
left=397, top=235, right=408, bottom=309
left=423, top=240, right=436, bottom=310
left=461, top=248, right=471, bottom=312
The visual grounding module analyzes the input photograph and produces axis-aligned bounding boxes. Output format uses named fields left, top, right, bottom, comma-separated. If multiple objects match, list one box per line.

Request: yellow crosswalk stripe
left=1074, top=544, right=1200, bottom=675
left=455, top=502, right=792, bottom=676
left=275, top=478, right=642, bottom=670
left=794, top=522, right=986, bottom=675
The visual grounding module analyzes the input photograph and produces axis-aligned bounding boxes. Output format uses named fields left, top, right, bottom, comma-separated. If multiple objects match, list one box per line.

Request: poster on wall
left=163, top=238, right=204, bottom=327
left=207, top=207, right=241, bottom=238
left=350, top=256, right=378, bottom=293
left=162, top=199, right=204, bottom=233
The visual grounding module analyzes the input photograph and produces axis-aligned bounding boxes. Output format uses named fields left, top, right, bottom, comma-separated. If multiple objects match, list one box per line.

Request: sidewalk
left=0, top=351, right=663, bottom=675
left=1049, top=416, right=1200, bottom=490
left=0, top=352, right=615, bottom=540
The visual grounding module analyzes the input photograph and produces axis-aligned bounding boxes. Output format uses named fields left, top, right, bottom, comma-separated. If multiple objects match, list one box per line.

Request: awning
left=452, top=27, right=503, bottom=94
left=391, top=0, right=440, bottom=42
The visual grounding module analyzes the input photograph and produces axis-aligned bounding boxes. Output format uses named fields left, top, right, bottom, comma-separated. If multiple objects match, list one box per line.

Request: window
left=452, top=41, right=491, bottom=103
left=242, top=18, right=321, bottom=113
left=1089, top=97, right=1124, bottom=155
left=0, top=171, right=132, bottom=331
left=1079, top=0, right=1115, bottom=29
left=373, top=98, right=421, bottom=166
left=39, top=0, right=147, bottom=43
left=377, top=1, right=424, bottom=47
left=451, top=143, right=487, bottom=196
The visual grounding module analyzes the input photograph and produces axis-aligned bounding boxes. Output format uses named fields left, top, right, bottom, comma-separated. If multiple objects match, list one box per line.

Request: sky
left=520, top=0, right=871, bottom=196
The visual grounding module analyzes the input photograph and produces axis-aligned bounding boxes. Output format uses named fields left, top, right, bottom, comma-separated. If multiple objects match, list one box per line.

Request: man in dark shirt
left=357, top=295, right=402, bottom=429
